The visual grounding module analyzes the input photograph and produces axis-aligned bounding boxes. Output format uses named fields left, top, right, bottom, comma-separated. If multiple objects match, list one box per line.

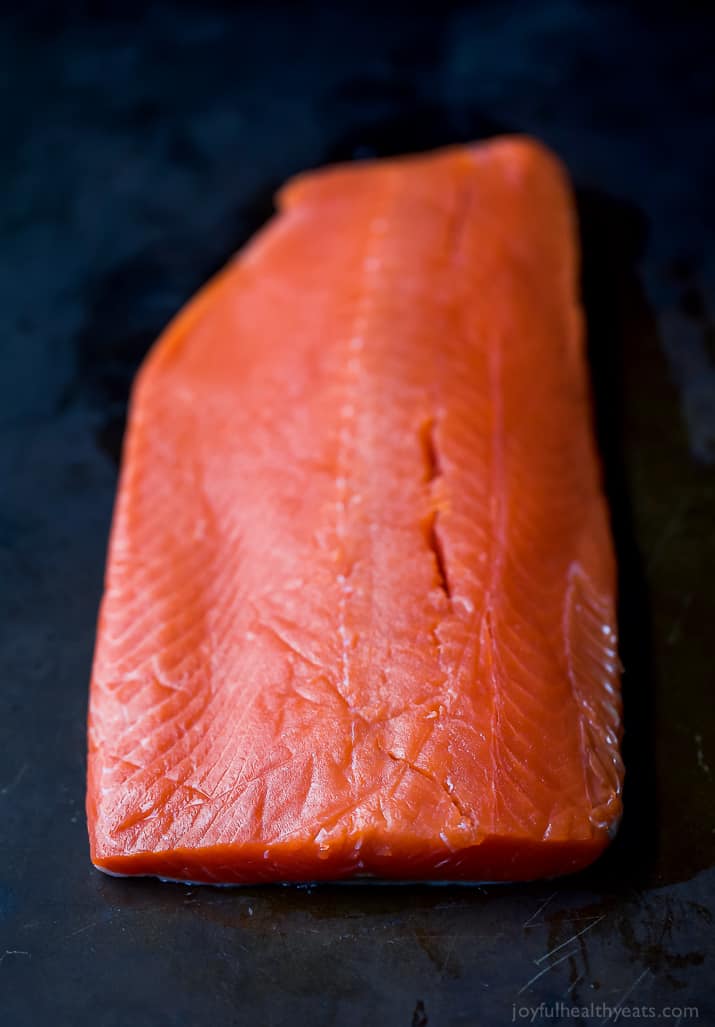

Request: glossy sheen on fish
left=86, top=137, right=623, bottom=883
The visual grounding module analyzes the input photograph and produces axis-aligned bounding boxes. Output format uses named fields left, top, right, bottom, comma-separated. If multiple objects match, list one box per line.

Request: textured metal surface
left=1, top=3, right=713, bottom=1024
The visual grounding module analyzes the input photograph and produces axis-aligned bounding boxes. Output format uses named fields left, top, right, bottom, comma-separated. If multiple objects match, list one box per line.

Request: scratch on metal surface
left=66, top=912, right=116, bottom=939
left=0, top=950, right=30, bottom=966
left=523, top=891, right=557, bottom=928
left=0, top=762, right=28, bottom=797
left=563, top=975, right=582, bottom=997
left=534, top=913, right=605, bottom=964
left=66, top=921, right=103, bottom=938
left=440, top=933, right=458, bottom=980
left=518, top=948, right=578, bottom=995
left=601, top=968, right=651, bottom=1024
left=694, top=733, right=711, bottom=776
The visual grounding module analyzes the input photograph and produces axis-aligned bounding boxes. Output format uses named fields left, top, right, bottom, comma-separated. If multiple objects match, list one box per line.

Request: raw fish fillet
left=87, top=137, right=623, bottom=883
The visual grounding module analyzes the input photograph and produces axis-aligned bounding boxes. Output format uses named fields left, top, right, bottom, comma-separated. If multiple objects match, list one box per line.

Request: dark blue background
left=1, top=3, right=713, bottom=1024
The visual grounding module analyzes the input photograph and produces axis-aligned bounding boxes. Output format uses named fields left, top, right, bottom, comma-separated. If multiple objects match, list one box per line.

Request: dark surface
left=1, top=3, right=714, bottom=1025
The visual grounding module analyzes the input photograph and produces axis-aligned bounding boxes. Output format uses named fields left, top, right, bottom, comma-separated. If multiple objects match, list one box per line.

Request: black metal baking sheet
left=1, top=3, right=713, bottom=1024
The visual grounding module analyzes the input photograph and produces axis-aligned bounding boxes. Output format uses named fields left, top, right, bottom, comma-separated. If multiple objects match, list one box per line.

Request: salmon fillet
left=86, top=137, right=623, bottom=883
